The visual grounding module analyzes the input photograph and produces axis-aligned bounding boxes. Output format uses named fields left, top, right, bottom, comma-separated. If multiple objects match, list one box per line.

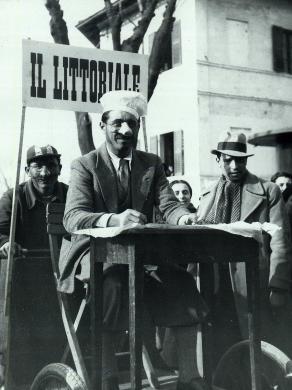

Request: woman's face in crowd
left=172, top=183, right=192, bottom=206
left=275, top=176, right=292, bottom=193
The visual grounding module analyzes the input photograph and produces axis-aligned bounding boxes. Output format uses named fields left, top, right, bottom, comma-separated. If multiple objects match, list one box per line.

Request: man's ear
left=99, top=121, right=105, bottom=131
left=25, top=166, right=31, bottom=177
left=58, top=164, right=62, bottom=175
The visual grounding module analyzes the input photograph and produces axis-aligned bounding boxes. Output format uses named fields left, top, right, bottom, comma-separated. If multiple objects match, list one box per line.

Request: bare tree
left=45, top=0, right=177, bottom=154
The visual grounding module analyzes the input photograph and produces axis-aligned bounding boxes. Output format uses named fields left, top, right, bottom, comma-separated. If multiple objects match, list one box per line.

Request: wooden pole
left=141, top=116, right=148, bottom=152
left=4, top=105, right=26, bottom=388
left=4, top=105, right=26, bottom=314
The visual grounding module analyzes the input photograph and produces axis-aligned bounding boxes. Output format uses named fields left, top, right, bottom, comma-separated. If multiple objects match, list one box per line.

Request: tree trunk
left=148, top=0, right=177, bottom=100
left=121, top=0, right=159, bottom=53
left=45, top=0, right=95, bottom=155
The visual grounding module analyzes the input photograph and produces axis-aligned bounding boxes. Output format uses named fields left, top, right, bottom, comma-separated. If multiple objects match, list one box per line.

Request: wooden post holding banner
left=141, top=116, right=148, bottom=152
left=4, top=105, right=26, bottom=389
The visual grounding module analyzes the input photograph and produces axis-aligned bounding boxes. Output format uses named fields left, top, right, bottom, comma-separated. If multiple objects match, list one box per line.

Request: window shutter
left=150, top=135, right=158, bottom=155
left=172, top=21, right=182, bottom=67
left=272, top=25, right=286, bottom=72
left=173, top=130, right=184, bottom=175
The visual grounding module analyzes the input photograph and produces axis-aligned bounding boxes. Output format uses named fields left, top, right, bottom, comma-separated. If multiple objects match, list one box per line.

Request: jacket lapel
left=94, top=144, right=118, bottom=212
left=198, top=184, right=218, bottom=220
left=241, top=172, right=265, bottom=221
left=131, top=151, right=154, bottom=212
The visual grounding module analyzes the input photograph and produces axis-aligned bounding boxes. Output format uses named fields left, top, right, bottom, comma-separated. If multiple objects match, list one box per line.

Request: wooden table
left=89, top=224, right=261, bottom=390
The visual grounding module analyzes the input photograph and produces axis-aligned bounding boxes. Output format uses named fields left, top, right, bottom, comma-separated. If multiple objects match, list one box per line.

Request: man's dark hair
left=271, top=171, right=292, bottom=183
left=170, top=179, right=193, bottom=197
left=101, top=111, right=110, bottom=123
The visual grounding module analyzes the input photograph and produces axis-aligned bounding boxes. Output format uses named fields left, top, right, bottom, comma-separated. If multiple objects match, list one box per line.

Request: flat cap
left=27, top=145, right=61, bottom=164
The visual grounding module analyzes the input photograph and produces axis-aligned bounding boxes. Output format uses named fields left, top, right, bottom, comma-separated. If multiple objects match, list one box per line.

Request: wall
left=197, top=0, right=292, bottom=187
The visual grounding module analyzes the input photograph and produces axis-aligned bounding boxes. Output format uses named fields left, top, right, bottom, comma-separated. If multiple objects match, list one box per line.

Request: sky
left=0, top=0, right=106, bottom=190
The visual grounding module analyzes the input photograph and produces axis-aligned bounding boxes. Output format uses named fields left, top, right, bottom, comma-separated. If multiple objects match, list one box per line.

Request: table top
left=92, top=224, right=259, bottom=265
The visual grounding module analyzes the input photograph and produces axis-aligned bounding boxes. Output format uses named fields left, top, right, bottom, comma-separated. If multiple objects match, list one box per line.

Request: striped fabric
left=205, top=176, right=241, bottom=224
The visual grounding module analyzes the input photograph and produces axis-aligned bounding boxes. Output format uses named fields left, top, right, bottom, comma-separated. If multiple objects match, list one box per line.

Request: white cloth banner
left=22, top=39, right=148, bottom=112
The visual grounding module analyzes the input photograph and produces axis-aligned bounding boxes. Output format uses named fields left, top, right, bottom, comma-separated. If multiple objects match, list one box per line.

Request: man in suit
left=60, top=91, right=210, bottom=390
left=198, top=131, right=292, bottom=361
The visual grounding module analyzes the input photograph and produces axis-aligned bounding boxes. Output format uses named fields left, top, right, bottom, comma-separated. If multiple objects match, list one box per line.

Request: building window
left=272, top=25, right=292, bottom=74
left=148, top=20, right=182, bottom=72
left=150, top=130, right=184, bottom=176
left=227, top=19, right=249, bottom=67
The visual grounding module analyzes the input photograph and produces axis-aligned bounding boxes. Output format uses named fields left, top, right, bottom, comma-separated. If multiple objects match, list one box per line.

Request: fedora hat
left=211, top=131, right=254, bottom=157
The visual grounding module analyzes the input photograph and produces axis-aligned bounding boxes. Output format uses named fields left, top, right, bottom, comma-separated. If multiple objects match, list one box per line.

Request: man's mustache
left=115, top=134, right=132, bottom=140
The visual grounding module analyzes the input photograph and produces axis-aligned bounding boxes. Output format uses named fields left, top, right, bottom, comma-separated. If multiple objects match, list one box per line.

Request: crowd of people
left=0, top=90, right=292, bottom=390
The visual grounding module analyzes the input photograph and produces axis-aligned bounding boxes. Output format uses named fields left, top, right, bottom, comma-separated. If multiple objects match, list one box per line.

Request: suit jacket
left=198, top=171, right=292, bottom=295
left=58, top=143, right=190, bottom=293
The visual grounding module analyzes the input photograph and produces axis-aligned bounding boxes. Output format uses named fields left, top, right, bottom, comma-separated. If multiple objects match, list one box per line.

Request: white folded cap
left=100, top=90, right=147, bottom=119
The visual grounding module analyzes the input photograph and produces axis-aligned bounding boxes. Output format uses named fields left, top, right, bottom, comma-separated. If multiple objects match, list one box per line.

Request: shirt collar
left=26, top=180, right=63, bottom=209
left=106, top=145, right=132, bottom=172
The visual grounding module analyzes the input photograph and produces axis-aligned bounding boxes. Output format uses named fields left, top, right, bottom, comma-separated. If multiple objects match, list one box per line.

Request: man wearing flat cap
left=60, top=90, right=210, bottom=390
left=198, top=131, right=292, bottom=360
left=0, top=145, right=67, bottom=385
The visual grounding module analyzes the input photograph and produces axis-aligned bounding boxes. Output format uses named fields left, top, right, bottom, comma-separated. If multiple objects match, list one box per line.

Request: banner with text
left=22, top=39, right=148, bottom=113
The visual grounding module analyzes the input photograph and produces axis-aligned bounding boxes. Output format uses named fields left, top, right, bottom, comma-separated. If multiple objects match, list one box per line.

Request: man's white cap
left=100, top=90, right=147, bottom=119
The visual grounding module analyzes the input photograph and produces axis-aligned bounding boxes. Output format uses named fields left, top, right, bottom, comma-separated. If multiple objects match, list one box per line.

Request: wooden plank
left=48, top=235, right=90, bottom=388
left=91, top=238, right=103, bottom=390
left=4, top=105, right=26, bottom=389
left=129, top=244, right=143, bottom=390
left=47, top=203, right=65, bottom=214
left=246, top=252, right=262, bottom=390
left=47, top=213, right=64, bottom=224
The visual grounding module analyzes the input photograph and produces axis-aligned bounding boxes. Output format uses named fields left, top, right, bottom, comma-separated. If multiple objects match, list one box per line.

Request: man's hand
left=269, top=288, right=289, bottom=308
left=0, top=242, right=26, bottom=259
left=178, top=213, right=198, bottom=225
left=108, top=209, right=147, bottom=227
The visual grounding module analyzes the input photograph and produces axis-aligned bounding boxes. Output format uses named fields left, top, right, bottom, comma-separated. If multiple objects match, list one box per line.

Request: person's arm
left=63, top=158, right=108, bottom=233
left=0, top=189, right=24, bottom=257
left=267, top=184, right=292, bottom=304
left=0, top=189, right=13, bottom=247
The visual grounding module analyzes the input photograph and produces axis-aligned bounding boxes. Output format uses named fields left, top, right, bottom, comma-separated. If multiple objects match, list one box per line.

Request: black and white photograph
left=1, top=1, right=292, bottom=389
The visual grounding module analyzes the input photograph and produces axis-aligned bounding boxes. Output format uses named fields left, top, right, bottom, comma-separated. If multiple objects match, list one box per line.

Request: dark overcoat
left=198, top=171, right=292, bottom=356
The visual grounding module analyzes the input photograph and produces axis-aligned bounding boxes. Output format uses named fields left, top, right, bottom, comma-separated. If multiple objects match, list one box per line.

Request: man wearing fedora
left=59, top=90, right=210, bottom=390
left=198, top=131, right=292, bottom=360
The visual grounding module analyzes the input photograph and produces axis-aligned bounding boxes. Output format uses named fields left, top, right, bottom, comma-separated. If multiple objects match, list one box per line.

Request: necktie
left=118, top=158, right=130, bottom=197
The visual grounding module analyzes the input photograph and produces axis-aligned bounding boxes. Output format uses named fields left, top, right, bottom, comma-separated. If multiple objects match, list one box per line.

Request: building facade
left=77, top=0, right=292, bottom=203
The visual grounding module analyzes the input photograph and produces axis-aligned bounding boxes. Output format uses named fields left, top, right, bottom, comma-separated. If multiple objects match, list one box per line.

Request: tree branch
left=121, top=0, right=159, bottom=53
left=148, top=0, right=177, bottom=100
left=45, top=0, right=69, bottom=45
left=75, top=112, right=95, bottom=154
left=104, top=0, right=122, bottom=51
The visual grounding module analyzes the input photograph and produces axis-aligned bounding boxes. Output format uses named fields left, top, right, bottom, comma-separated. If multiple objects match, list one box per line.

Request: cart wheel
left=30, top=363, right=87, bottom=390
left=213, top=340, right=291, bottom=390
